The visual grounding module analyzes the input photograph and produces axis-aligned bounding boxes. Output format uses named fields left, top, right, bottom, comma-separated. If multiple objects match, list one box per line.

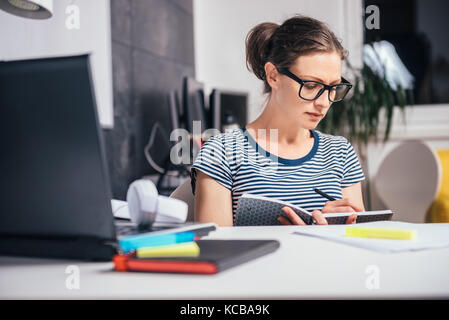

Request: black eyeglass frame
left=277, top=67, right=353, bottom=102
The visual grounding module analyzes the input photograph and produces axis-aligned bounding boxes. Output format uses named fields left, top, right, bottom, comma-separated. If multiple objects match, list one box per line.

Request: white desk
left=1, top=226, right=449, bottom=299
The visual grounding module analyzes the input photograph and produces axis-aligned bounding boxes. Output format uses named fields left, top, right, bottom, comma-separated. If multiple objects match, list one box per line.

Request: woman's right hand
left=278, top=206, right=329, bottom=225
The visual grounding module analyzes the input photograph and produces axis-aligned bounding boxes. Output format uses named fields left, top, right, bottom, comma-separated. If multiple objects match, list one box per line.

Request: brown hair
left=245, top=15, right=347, bottom=94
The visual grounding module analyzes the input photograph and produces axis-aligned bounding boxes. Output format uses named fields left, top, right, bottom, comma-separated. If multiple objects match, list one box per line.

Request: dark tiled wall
left=103, top=0, right=195, bottom=199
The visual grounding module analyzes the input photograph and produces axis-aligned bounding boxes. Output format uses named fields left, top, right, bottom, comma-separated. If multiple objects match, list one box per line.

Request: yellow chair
left=426, top=150, right=449, bottom=223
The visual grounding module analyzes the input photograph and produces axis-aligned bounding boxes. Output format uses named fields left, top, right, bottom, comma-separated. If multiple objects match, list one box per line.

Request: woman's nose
left=314, top=89, right=331, bottom=109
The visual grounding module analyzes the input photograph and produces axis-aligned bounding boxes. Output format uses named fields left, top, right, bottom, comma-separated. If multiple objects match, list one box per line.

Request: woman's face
left=271, top=51, right=342, bottom=130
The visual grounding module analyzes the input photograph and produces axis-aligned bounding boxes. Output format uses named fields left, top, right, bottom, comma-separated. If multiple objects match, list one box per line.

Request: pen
left=314, top=188, right=336, bottom=201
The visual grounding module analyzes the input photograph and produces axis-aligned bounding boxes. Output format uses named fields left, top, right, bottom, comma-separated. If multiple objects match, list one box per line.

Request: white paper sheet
left=293, top=221, right=449, bottom=253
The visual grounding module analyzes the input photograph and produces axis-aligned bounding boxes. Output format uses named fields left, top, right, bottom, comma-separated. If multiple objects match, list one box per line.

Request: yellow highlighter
left=136, top=241, right=200, bottom=258
left=345, top=227, right=417, bottom=240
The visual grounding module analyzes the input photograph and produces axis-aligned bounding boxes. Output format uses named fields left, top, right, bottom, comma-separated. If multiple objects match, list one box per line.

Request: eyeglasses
left=277, top=67, right=352, bottom=102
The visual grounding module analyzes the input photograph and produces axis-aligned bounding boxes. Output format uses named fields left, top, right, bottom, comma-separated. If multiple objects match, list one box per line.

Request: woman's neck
left=247, top=98, right=311, bottom=146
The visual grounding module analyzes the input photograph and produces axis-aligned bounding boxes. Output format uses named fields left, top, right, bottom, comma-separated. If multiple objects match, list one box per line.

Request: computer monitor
left=168, top=90, right=181, bottom=131
left=182, top=76, right=208, bottom=134
left=209, top=89, right=248, bottom=131
left=144, top=90, right=185, bottom=177
left=0, top=55, right=117, bottom=260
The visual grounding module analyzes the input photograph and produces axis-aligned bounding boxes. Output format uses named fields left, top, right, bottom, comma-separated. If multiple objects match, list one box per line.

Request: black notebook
left=235, top=193, right=393, bottom=225
left=113, top=239, right=281, bottom=274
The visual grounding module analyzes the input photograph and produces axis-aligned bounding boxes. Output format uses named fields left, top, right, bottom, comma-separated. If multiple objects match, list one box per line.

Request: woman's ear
left=264, top=62, right=279, bottom=91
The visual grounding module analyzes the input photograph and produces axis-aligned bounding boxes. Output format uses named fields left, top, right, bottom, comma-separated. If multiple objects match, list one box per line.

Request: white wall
left=193, top=0, right=364, bottom=122
left=0, top=0, right=113, bottom=128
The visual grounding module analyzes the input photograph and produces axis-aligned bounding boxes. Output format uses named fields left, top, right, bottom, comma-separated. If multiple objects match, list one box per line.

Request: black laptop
left=0, top=55, right=215, bottom=261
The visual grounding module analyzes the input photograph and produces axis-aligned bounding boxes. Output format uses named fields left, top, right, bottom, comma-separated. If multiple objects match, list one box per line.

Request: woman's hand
left=278, top=201, right=358, bottom=225
left=322, top=198, right=363, bottom=213
left=278, top=206, right=329, bottom=225
left=322, top=198, right=360, bottom=224
left=277, top=185, right=364, bottom=225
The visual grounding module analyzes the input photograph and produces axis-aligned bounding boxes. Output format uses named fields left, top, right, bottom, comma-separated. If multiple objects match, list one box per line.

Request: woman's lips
left=306, top=112, right=323, bottom=120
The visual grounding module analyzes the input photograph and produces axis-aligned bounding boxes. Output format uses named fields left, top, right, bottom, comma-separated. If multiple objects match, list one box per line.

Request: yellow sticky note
left=345, top=227, right=417, bottom=240
left=136, top=241, right=200, bottom=258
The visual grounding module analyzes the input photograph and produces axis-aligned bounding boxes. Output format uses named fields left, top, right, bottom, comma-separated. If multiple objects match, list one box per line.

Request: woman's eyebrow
left=299, top=74, right=341, bottom=84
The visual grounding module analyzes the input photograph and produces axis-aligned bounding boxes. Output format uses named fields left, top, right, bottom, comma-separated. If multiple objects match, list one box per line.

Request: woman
left=191, top=15, right=365, bottom=226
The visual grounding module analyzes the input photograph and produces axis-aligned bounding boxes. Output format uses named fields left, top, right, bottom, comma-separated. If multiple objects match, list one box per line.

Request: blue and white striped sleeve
left=190, top=135, right=233, bottom=195
left=341, top=140, right=365, bottom=188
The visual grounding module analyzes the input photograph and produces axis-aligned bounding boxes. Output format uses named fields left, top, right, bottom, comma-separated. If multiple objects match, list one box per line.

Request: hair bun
left=245, top=22, right=279, bottom=82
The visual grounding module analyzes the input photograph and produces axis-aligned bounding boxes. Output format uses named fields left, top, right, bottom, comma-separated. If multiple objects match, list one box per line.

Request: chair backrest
left=374, top=140, right=442, bottom=223
left=427, top=149, right=449, bottom=223
left=169, top=178, right=195, bottom=222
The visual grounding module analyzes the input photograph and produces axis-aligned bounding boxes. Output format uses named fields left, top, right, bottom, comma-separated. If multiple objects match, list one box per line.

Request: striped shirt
left=190, top=127, right=364, bottom=223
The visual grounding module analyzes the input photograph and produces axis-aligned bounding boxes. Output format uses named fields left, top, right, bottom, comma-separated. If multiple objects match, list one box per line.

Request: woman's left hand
left=279, top=207, right=329, bottom=225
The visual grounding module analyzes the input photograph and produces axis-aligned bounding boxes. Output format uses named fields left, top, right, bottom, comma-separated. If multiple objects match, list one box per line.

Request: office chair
left=374, top=140, right=442, bottom=223
left=169, top=177, right=195, bottom=222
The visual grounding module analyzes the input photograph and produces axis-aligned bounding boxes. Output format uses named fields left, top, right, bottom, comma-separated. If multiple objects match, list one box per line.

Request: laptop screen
left=0, top=55, right=116, bottom=243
